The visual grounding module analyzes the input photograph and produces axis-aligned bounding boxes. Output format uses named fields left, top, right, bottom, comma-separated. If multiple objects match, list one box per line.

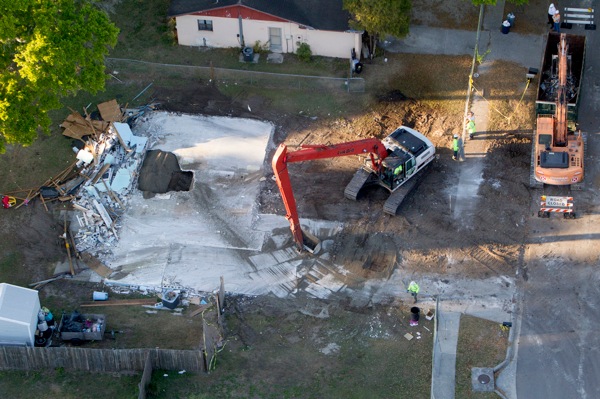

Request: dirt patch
left=154, top=82, right=250, bottom=118
left=411, top=0, right=480, bottom=30
left=0, top=202, right=64, bottom=284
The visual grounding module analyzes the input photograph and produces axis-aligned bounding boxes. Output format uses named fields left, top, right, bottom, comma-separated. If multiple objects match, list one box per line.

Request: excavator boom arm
left=272, top=138, right=388, bottom=251
left=285, top=138, right=388, bottom=165
left=555, top=34, right=569, bottom=146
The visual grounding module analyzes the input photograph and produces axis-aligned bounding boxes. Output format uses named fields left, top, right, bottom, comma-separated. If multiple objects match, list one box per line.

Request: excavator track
left=529, top=136, right=544, bottom=189
left=383, top=178, right=418, bottom=215
left=570, top=131, right=587, bottom=191
left=383, top=166, right=430, bottom=215
left=344, top=168, right=375, bottom=200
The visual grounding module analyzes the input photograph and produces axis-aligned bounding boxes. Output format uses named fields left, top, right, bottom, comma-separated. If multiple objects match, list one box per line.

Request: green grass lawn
left=146, top=298, right=434, bottom=399
left=0, top=369, right=139, bottom=399
left=455, top=315, right=509, bottom=398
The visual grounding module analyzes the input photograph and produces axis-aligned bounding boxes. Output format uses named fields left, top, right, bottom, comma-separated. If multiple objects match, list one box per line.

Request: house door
left=269, top=27, right=282, bottom=52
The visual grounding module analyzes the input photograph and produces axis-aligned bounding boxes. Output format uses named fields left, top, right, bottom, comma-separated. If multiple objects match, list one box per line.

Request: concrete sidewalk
left=431, top=311, right=461, bottom=399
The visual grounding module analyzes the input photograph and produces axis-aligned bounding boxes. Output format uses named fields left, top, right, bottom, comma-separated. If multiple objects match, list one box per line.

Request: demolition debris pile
left=58, top=100, right=155, bottom=255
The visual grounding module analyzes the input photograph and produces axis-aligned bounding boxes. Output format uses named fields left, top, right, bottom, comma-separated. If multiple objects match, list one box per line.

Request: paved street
left=515, top=9, right=600, bottom=398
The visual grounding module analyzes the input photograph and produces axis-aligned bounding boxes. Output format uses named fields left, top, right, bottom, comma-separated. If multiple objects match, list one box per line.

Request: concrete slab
left=472, top=367, right=495, bottom=392
left=267, top=53, right=284, bottom=63
left=239, top=53, right=260, bottom=63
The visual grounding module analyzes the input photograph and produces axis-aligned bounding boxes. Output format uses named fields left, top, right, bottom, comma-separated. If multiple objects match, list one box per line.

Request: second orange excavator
left=533, top=33, right=585, bottom=187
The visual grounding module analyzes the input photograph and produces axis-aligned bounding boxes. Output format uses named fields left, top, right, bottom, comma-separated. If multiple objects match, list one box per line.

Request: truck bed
left=59, top=312, right=106, bottom=342
left=536, top=33, right=586, bottom=120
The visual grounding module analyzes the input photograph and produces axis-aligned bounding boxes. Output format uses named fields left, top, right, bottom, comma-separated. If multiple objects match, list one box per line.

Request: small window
left=197, top=20, right=213, bottom=31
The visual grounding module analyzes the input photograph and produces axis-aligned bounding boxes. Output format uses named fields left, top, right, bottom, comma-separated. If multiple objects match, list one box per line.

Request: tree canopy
left=343, top=0, right=411, bottom=57
left=0, top=0, right=119, bottom=153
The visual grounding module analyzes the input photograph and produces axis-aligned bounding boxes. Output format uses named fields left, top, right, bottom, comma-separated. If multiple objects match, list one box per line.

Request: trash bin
left=501, top=20, right=511, bottom=34
left=507, top=12, right=515, bottom=27
left=351, top=58, right=363, bottom=74
left=242, top=46, right=254, bottom=62
left=410, top=307, right=420, bottom=322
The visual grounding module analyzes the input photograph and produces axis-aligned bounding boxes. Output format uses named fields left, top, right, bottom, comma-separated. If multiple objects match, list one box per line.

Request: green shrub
left=252, top=40, right=269, bottom=54
left=297, top=43, right=312, bottom=62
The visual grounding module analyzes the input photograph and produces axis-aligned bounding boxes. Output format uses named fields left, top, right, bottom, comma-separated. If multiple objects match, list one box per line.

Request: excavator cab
left=381, top=152, right=414, bottom=190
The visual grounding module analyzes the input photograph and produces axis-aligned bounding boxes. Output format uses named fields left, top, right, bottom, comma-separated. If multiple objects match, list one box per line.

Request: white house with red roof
left=168, top=0, right=363, bottom=59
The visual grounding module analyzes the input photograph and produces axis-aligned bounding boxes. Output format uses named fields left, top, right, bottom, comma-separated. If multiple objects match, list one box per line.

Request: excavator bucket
left=301, top=228, right=321, bottom=254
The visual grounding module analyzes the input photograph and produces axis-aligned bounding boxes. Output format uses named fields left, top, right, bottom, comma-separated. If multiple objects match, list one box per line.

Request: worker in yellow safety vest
left=407, top=281, right=420, bottom=303
left=467, top=119, right=476, bottom=140
left=452, top=134, right=459, bottom=161
left=394, top=164, right=403, bottom=176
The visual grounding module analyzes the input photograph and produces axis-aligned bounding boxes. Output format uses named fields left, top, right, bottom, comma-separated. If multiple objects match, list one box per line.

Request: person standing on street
left=452, top=134, right=459, bottom=160
left=548, top=3, right=557, bottom=26
left=467, top=118, right=476, bottom=140
left=553, top=10, right=561, bottom=32
left=466, top=111, right=475, bottom=123
left=407, top=281, right=420, bottom=303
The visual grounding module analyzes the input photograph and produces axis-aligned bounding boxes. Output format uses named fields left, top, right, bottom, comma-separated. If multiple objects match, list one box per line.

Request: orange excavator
left=272, top=126, right=436, bottom=252
left=533, top=33, right=584, bottom=186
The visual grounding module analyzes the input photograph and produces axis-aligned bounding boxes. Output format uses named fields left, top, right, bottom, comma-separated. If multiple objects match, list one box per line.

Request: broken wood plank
left=64, top=213, right=75, bottom=276
left=101, top=178, right=124, bottom=209
left=80, top=252, right=113, bottom=277
left=14, top=191, right=38, bottom=209
left=97, top=99, right=123, bottom=122
left=188, top=304, right=211, bottom=317
left=92, top=163, right=111, bottom=184
left=80, top=298, right=158, bottom=307
left=39, top=195, right=49, bottom=212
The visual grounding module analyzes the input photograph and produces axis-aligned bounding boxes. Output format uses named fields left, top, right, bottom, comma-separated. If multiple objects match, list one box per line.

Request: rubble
left=57, top=101, right=154, bottom=256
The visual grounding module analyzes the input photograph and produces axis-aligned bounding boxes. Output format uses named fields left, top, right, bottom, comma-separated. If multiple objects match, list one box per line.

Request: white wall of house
left=175, top=15, right=361, bottom=59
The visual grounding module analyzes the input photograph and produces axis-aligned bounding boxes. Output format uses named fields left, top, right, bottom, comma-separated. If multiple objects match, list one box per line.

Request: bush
left=296, top=43, right=312, bottom=62
left=253, top=40, right=269, bottom=54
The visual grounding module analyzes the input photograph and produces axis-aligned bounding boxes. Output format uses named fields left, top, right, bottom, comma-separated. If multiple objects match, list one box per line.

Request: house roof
left=168, top=0, right=352, bottom=31
left=0, top=283, right=39, bottom=325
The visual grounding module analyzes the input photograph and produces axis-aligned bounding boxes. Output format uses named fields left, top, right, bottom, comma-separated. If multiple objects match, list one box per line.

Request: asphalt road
left=516, top=11, right=600, bottom=399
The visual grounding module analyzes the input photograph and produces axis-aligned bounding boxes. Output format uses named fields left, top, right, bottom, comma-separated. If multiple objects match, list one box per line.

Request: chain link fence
left=106, top=58, right=365, bottom=93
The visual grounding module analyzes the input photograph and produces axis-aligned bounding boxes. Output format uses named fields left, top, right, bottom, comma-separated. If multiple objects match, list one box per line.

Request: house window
left=197, top=20, right=213, bottom=31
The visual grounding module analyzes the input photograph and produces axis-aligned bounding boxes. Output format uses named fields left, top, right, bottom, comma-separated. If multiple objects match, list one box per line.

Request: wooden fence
left=0, top=346, right=205, bottom=372
left=138, top=352, right=153, bottom=399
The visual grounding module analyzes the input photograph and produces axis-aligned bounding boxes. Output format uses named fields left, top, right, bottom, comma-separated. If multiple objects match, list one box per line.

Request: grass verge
left=455, top=315, right=509, bottom=398
left=0, top=369, right=139, bottom=398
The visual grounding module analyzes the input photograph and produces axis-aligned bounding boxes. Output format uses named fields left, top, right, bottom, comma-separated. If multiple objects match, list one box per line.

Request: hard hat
left=555, top=10, right=560, bottom=14
left=454, top=134, right=458, bottom=138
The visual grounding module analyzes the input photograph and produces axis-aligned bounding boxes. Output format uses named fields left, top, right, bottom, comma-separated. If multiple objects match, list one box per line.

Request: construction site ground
left=2, top=0, right=600, bottom=398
